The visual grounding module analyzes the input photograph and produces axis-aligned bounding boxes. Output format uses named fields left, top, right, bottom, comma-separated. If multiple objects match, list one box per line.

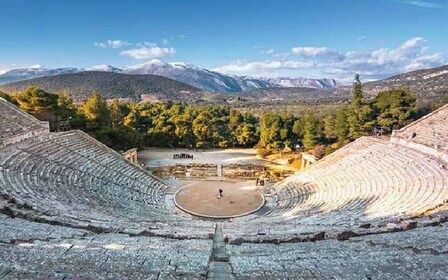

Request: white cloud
left=323, top=37, right=446, bottom=79
left=120, top=46, right=176, bottom=59
left=215, top=37, right=446, bottom=82
left=261, top=48, right=275, bottom=55
left=213, top=60, right=314, bottom=74
left=162, top=37, right=169, bottom=45
left=356, top=36, right=367, bottom=42
left=404, top=53, right=444, bottom=71
left=272, top=52, right=291, bottom=59
left=95, top=39, right=131, bottom=49
left=401, top=1, right=444, bottom=8
left=282, top=61, right=315, bottom=68
left=144, top=42, right=157, bottom=47
left=291, top=47, right=342, bottom=59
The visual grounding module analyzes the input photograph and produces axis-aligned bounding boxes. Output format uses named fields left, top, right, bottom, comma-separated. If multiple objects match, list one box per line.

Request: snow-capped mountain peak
left=88, top=64, right=123, bottom=72
left=169, top=62, right=201, bottom=70
left=29, top=64, right=45, bottom=69
left=123, top=59, right=172, bottom=74
left=147, top=59, right=169, bottom=66
left=0, top=66, right=83, bottom=84
left=0, top=60, right=340, bottom=92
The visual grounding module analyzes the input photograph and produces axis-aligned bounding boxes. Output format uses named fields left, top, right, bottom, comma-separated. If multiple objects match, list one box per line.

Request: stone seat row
left=226, top=222, right=448, bottom=279
left=0, top=145, right=166, bottom=208
left=392, top=104, right=448, bottom=151
left=224, top=137, right=448, bottom=238
left=0, top=230, right=213, bottom=279
left=22, top=131, right=165, bottom=192
left=0, top=98, right=48, bottom=142
left=0, top=131, right=193, bottom=232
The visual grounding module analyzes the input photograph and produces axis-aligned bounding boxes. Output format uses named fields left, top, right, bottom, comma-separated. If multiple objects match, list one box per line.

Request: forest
left=0, top=75, right=434, bottom=158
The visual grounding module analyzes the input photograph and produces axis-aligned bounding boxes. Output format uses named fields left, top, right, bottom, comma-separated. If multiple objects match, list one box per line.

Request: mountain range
left=0, top=65, right=80, bottom=84
left=0, top=62, right=446, bottom=104
left=240, top=65, right=448, bottom=103
left=0, top=60, right=339, bottom=93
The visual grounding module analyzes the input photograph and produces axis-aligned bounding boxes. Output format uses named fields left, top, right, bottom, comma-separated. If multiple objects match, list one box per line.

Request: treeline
left=0, top=75, right=431, bottom=156
left=255, top=74, right=420, bottom=157
left=0, top=87, right=258, bottom=150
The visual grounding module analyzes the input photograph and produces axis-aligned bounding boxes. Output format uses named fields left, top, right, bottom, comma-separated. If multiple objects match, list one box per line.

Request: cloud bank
left=94, top=40, right=131, bottom=49
left=215, top=37, right=446, bottom=82
left=401, top=1, right=444, bottom=9
left=95, top=38, right=177, bottom=60
left=120, top=46, right=176, bottom=59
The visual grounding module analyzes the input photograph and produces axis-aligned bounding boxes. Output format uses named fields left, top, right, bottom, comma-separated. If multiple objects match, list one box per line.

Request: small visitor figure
left=218, top=188, right=223, bottom=198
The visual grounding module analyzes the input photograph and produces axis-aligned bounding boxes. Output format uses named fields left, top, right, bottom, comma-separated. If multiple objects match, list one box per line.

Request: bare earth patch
left=174, top=181, right=265, bottom=218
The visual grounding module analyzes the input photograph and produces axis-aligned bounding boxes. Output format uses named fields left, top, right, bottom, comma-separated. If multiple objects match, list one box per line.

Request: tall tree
left=347, top=74, right=374, bottom=138
left=324, top=113, right=336, bottom=140
left=335, top=108, right=349, bottom=142
left=302, top=114, right=321, bottom=150
left=12, top=87, right=59, bottom=115
left=259, top=113, right=283, bottom=150
left=108, top=99, right=126, bottom=129
left=56, top=91, right=78, bottom=119
left=82, top=91, right=110, bottom=129
left=353, top=73, right=363, bottom=100
left=374, top=88, right=416, bottom=131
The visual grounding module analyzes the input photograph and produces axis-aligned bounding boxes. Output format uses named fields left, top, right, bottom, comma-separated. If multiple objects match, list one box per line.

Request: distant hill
left=239, top=65, right=448, bottom=103
left=239, top=87, right=348, bottom=101
left=317, top=65, right=448, bottom=102
left=1, top=65, right=446, bottom=104
left=0, top=71, right=200, bottom=102
left=0, top=60, right=339, bottom=93
left=0, top=65, right=82, bottom=85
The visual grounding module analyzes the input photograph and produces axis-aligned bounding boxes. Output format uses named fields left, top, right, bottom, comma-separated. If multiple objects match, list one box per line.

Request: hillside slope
left=0, top=71, right=200, bottom=102
left=319, top=65, right=448, bottom=101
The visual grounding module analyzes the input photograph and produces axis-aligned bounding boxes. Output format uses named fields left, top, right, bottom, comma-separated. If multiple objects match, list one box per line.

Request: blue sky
left=0, top=0, right=447, bottom=82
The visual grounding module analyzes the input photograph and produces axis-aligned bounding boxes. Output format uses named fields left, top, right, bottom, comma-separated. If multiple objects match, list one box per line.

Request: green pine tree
left=335, top=108, right=349, bottom=142
left=302, top=114, right=321, bottom=151
left=324, top=113, right=336, bottom=140
left=374, top=88, right=416, bottom=131
left=347, top=74, right=374, bottom=139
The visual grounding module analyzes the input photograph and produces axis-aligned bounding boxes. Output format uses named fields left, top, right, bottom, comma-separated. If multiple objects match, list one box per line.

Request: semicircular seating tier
left=1, top=97, right=448, bottom=240
left=0, top=98, right=214, bottom=238
left=222, top=133, right=448, bottom=240
left=1, top=97, right=448, bottom=278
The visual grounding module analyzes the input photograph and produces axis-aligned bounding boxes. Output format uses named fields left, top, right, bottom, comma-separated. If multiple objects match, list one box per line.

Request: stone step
left=208, top=223, right=234, bottom=280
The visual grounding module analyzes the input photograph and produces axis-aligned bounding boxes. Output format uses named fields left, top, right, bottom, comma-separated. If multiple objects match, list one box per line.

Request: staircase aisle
left=207, top=223, right=234, bottom=280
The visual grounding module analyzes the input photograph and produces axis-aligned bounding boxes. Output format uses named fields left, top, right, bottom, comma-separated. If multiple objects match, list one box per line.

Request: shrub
left=257, top=147, right=272, bottom=158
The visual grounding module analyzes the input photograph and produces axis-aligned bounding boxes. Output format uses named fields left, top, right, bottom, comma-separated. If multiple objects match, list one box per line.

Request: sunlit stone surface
left=1, top=97, right=448, bottom=279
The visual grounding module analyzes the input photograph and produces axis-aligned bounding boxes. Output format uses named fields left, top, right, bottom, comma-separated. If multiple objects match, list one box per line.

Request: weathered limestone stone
left=1, top=93, right=448, bottom=279
left=401, top=220, right=418, bottom=230
left=386, top=223, right=404, bottom=232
